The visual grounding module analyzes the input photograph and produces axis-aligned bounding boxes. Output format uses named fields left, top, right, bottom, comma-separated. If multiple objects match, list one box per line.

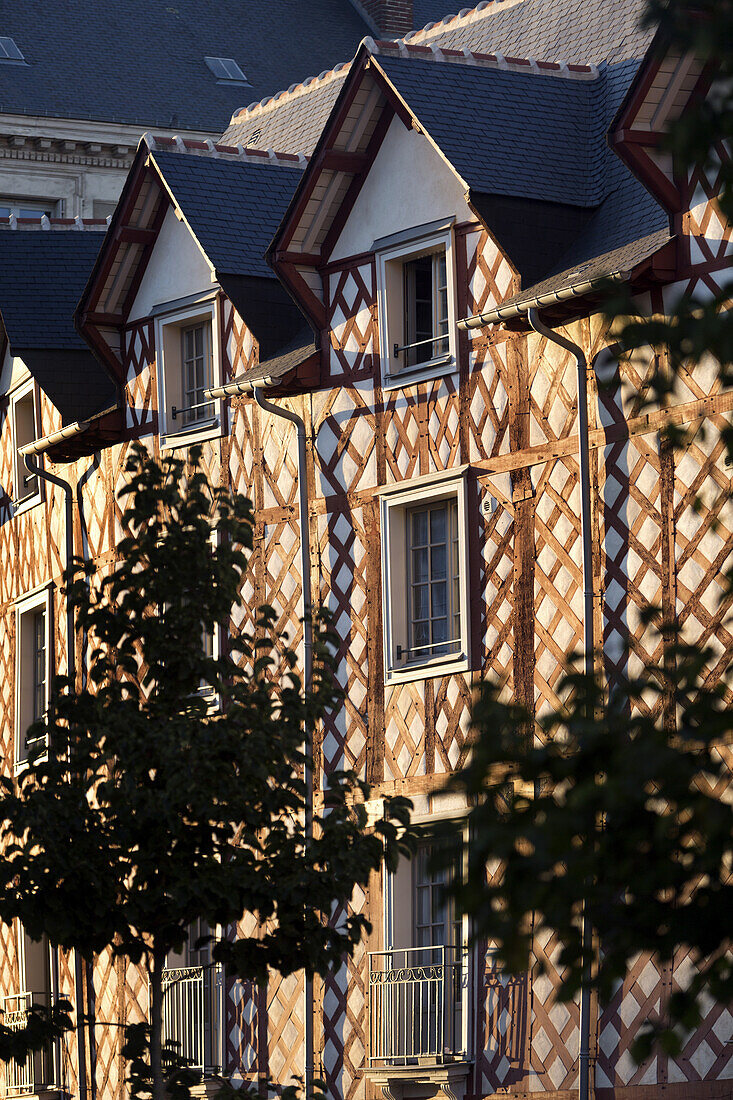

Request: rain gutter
left=458, top=271, right=627, bottom=328
left=20, top=421, right=91, bottom=457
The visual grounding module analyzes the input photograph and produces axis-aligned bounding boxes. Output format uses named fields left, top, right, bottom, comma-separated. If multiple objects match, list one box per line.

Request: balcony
left=1, top=993, right=55, bottom=1096
left=161, top=964, right=224, bottom=1078
left=368, top=945, right=469, bottom=1065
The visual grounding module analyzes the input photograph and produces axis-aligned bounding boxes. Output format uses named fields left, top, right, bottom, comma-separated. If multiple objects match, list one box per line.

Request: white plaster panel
left=329, top=118, right=473, bottom=263
left=129, top=206, right=213, bottom=322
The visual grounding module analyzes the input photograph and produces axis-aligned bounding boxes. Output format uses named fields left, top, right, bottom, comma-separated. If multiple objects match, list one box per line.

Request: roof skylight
left=204, top=57, right=250, bottom=85
left=0, top=37, right=25, bottom=63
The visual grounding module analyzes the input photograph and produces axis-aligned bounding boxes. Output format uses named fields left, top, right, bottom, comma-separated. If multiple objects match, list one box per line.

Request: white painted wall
left=0, top=347, right=31, bottom=395
left=329, top=117, right=474, bottom=263
left=129, top=206, right=214, bottom=322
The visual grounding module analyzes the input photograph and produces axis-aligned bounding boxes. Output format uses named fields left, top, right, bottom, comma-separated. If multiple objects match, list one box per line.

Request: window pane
left=411, top=509, right=428, bottom=546
left=412, top=546, right=429, bottom=583
left=407, top=496, right=462, bottom=660
left=430, top=506, right=446, bottom=544
left=431, top=544, right=446, bottom=580
left=33, top=611, right=45, bottom=721
left=416, top=885, right=429, bottom=927
left=437, top=252, right=447, bottom=291
left=431, top=583, right=447, bottom=620
left=403, top=251, right=448, bottom=368
left=413, top=583, right=429, bottom=621
left=412, top=838, right=460, bottom=950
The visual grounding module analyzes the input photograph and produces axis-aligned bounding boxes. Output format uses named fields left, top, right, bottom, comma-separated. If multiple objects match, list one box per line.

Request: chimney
left=359, top=0, right=414, bottom=37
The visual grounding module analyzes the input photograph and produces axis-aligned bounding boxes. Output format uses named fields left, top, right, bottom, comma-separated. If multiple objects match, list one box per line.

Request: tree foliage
left=0, top=443, right=411, bottom=1098
left=447, top=0, right=733, bottom=1060
left=453, top=657, right=732, bottom=1057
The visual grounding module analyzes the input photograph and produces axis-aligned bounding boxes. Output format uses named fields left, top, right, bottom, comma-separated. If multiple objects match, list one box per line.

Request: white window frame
left=153, top=293, right=222, bottom=449
left=197, top=615, right=222, bottom=709
left=375, top=219, right=458, bottom=390
left=197, top=527, right=222, bottom=708
left=14, top=585, right=52, bottom=772
left=10, top=378, right=42, bottom=514
left=382, top=810, right=472, bottom=1060
left=380, top=469, right=470, bottom=684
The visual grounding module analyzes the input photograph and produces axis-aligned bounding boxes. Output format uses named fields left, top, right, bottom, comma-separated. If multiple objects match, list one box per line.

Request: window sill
left=160, top=416, right=221, bottom=450
left=382, top=355, right=457, bottom=392
left=12, top=491, right=42, bottom=517
left=12, top=1089, right=67, bottom=1100
left=385, top=650, right=470, bottom=686
left=14, top=747, right=48, bottom=775
left=195, top=688, right=221, bottom=715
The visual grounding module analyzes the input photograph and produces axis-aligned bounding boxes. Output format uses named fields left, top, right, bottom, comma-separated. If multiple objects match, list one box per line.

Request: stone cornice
left=0, top=113, right=218, bottom=167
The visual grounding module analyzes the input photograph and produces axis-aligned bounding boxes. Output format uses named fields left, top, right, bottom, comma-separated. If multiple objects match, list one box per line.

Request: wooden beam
left=613, top=128, right=664, bottom=147
left=83, top=311, right=124, bottom=326
left=277, top=260, right=326, bottom=330
left=317, top=150, right=369, bottom=174
left=272, top=250, right=322, bottom=267
left=320, top=102, right=393, bottom=261
left=116, top=226, right=157, bottom=245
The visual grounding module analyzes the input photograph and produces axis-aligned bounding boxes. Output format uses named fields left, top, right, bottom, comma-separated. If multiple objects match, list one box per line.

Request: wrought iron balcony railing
left=1, top=992, right=55, bottom=1095
left=368, top=945, right=468, bottom=1066
left=161, top=964, right=224, bottom=1077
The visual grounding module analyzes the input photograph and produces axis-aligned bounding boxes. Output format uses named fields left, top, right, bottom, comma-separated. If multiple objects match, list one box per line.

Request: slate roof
left=222, top=0, right=655, bottom=155
left=421, top=0, right=653, bottom=67
left=0, top=231, right=103, bottom=350
left=150, top=150, right=304, bottom=279
left=376, top=55, right=606, bottom=207
left=449, top=49, right=672, bottom=317
left=412, top=0, right=462, bottom=27
left=375, top=48, right=671, bottom=295
left=472, top=228, right=673, bottom=324
left=548, top=59, right=670, bottom=267
left=250, top=0, right=669, bottom=326
left=222, top=72, right=350, bottom=155
left=239, top=331, right=318, bottom=385
left=0, top=231, right=116, bottom=419
left=0, top=0, right=372, bottom=133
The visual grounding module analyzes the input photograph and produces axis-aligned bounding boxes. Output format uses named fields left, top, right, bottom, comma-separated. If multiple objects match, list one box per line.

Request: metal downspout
left=250, top=387, right=315, bottom=1098
left=76, top=455, right=101, bottom=689
left=526, top=310, right=593, bottom=1100
left=22, top=453, right=77, bottom=691
left=21, top=451, right=88, bottom=1100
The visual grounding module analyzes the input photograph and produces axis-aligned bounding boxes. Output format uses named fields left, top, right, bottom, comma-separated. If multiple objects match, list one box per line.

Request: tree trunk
left=150, top=941, right=166, bottom=1100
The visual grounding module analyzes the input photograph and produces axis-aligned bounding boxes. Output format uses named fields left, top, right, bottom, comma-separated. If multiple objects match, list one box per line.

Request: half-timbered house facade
left=1, top=1, right=731, bottom=1099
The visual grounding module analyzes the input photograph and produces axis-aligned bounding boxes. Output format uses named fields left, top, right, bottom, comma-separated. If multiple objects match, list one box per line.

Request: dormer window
left=204, top=57, right=250, bottom=85
left=375, top=218, right=457, bottom=388
left=0, top=37, right=25, bottom=64
left=152, top=295, right=222, bottom=448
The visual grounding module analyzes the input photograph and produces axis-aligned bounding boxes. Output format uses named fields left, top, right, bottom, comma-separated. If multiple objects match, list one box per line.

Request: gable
left=0, top=346, right=28, bottom=396
left=130, top=207, right=214, bottom=323
left=330, top=117, right=474, bottom=264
